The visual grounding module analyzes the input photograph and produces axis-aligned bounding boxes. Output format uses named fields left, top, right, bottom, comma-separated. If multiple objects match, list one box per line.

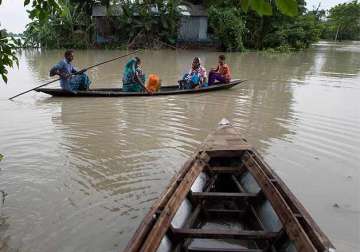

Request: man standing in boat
left=49, top=50, right=91, bottom=92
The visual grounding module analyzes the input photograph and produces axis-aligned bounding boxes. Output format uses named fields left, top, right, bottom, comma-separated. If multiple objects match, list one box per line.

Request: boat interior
left=124, top=122, right=334, bottom=252
left=156, top=150, right=296, bottom=252
left=134, top=143, right=333, bottom=252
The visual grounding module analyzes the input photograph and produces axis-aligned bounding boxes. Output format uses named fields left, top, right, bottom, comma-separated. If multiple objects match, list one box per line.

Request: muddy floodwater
left=0, top=41, right=359, bottom=252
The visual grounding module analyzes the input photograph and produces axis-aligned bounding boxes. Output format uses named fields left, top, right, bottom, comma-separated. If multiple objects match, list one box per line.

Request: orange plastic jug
left=146, top=74, right=161, bottom=92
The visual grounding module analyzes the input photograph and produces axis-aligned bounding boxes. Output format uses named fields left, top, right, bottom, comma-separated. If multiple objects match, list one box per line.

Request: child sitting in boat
left=208, top=55, right=231, bottom=85
left=179, top=57, right=207, bottom=89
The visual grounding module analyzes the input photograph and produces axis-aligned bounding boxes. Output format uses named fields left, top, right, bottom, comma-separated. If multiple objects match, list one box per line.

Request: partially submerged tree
left=111, top=0, right=182, bottom=48
left=0, top=0, right=60, bottom=83
left=208, top=6, right=245, bottom=51
left=327, top=0, right=360, bottom=41
left=24, top=0, right=94, bottom=48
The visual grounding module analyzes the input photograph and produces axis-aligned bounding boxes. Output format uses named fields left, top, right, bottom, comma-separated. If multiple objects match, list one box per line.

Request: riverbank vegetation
left=23, top=0, right=93, bottom=49
left=1, top=0, right=360, bottom=82
left=15, top=0, right=360, bottom=51
left=207, top=0, right=321, bottom=51
left=320, top=1, right=360, bottom=41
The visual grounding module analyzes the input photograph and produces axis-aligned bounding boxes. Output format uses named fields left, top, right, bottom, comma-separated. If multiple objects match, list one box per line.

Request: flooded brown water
left=0, top=41, right=359, bottom=252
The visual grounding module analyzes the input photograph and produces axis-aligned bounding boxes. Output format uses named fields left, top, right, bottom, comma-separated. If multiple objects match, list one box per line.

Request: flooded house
left=177, top=2, right=208, bottom=43
left=91, top=1, right=209, bottom=44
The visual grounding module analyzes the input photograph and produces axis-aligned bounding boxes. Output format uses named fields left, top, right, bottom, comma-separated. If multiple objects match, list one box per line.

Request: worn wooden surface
left=123, top=158, right=195, bottom=252
left=37, top=80, right=244, bottom=97
left=250, top=150, right=335, bottom=251
left=191, top=192, right=258, bottom=200
left=242, top=153, right=317, bottom=252
left=140, top=160, right=206, bottom=251
left=172, top=228, right=278, bottom=240
left=187, top=248, right=263, bottom=252
left=124, top=121, right=335, bottom=252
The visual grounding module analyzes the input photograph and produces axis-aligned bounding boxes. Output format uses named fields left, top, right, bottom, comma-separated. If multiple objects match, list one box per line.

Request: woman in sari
left=179, top=57, right=207, bottom=89
left=208, top=55, right=231, bottom=85
left=122, top=57, right=146, bottom=92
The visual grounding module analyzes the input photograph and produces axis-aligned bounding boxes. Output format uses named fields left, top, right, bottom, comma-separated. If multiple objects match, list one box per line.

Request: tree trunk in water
left=334, top=25, right=340, bottom=41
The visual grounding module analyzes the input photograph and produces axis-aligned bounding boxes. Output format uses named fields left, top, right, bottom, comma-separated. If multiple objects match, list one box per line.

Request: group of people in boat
left=179, top=55, right=231, bottom=89
left=49, top=50, right=232, bottom=93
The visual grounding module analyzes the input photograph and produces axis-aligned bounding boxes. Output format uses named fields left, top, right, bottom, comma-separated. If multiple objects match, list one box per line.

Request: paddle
left=9, top=49, right=143, bottom=100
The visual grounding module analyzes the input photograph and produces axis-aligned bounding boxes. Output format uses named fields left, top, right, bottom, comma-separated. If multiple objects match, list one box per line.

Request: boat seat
left=171, top=228, right=278, bottom=240
left=191, top=192, right=258, bottom=201
left=187, top=247, right=264, bottom=252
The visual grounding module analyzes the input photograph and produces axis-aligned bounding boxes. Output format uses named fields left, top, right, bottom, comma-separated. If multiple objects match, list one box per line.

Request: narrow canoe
left=35, top=80, right=244, bottom=97
left=124, top=119, right=335, bottom=252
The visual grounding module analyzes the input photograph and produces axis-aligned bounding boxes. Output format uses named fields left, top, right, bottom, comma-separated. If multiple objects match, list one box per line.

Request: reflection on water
left=0, top=41, right=359, bottom=252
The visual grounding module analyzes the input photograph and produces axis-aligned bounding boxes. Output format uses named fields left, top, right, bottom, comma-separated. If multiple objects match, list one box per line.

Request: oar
left=9, top=49, right=143, bottom=100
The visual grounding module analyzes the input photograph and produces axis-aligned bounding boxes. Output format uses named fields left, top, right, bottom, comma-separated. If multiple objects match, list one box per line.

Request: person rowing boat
left=49, top=49, right=91, bottom=92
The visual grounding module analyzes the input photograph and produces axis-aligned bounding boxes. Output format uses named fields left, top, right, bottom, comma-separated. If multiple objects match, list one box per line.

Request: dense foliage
left=0, top=0, right=298, bottom=82
left=206, top=0, right=321, bottom=51
left=204, top=0, right=298, bottom=16
left=259, top=12, right=322, bottom=50
left=208, top=6, right=245, bottom=51
left=0, top=29, right=18, bottom=83
left=321, top=1, right=360, bottom=41
left=24, top=0, right=93, bottom=48
left=111, top=0, right=181, bottom=48
left=0, top=0, right=358, bottom=83
left=0, top=0, right=61, bottom=82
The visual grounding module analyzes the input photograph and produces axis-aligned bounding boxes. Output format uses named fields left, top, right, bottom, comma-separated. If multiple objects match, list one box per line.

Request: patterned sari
left=180, top=58, right=207, bottom=89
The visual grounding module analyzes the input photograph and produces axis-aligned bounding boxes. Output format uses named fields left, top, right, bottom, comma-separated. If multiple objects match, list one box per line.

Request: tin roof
left=178, top=1, right=207, bottom=17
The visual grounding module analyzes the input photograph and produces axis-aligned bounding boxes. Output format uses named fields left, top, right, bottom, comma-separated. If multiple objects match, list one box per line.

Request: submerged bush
left=208, top=6, right=245, bottom=51
left=112, top=0, right=181, bottom=48
left=262, top=13, right=321, bottom=50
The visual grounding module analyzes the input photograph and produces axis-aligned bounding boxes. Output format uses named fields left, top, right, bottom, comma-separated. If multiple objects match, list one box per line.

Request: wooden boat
left=35, top=80, right=244, bottom=97
left=124, top=119, right=335, bottom=252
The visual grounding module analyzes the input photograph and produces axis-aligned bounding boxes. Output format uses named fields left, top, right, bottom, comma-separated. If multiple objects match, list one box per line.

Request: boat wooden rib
left=35, top=80, right=244, bottom=97
left=124, top=119, right=335, bottom=252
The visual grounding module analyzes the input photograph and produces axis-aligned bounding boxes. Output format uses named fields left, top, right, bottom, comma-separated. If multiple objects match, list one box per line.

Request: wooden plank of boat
left=124, top=119, right=335, bottom=252
left=35, top=80, right=244, bottom=97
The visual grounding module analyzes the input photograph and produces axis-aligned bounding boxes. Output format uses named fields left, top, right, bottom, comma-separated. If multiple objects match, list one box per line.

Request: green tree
left=112, top=0, right=182, bottom=47
left=0, top=0, right=60, bottom=83
left=0, top=0, right=300, bottom=83
left=0, top=28, right=18, bottom=83
left=203, top=0, right=298, bottom=17
left=208, top=6, right=245, bottom=51
left=243, top=0, right=322, bottom=50
left=261, top=12, right=322, bottom=50
left=327, top=1, right=360, bottom=41
left=24, top=0, right=93, bottom=49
